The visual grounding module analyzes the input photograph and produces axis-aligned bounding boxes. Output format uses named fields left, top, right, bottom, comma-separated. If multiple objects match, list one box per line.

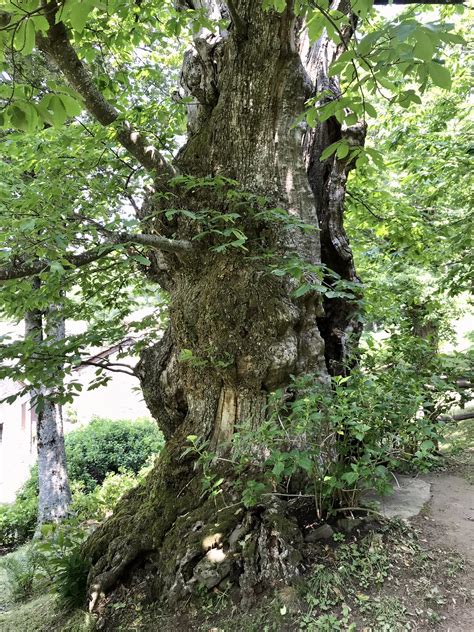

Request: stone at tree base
left=193, top=549, right=232, bottom=589
left=336, top=518, right=362, bottom=533
left=361, top=476, right=432, bottom=520
left=304, top=523, right=334, bottom=542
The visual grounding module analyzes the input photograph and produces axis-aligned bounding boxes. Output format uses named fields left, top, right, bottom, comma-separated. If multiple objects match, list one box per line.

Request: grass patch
left=0, top=593, right=94, bottom=632
left=0, top=546, right=94, bottom=632
left=1, top=518, right=468, bottom=631
left=441, top=417, right=474, bottom=456
left=440, top=417, right=474, bottom=479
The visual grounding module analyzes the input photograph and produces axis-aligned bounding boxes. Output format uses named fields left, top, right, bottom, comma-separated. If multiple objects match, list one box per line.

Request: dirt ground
left=417, top=472, right=474, bottom=632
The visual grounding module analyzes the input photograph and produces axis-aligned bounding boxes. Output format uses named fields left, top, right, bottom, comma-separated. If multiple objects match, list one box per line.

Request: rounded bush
left=64, top=417, right=164, bottom=492
left=0, top=417, right=164, bottom=546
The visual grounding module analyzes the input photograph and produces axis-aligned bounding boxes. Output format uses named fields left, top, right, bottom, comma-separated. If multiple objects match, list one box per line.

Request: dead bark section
left=37, top=0, right=362, bottom=608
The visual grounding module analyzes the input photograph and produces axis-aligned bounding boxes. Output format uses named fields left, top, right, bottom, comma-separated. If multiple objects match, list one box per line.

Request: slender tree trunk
left=36, top=394, right=71, bottom=524
left=85, top=1, right=362, bottom=609
left=25, top=287, right=71, bottom=525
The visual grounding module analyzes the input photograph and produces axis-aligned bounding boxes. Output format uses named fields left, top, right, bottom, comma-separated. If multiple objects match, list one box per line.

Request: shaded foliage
left=0, top=417, right=163, bottom=546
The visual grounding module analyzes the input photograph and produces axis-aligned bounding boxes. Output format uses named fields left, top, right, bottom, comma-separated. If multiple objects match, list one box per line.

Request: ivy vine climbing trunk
left=25, top=287, right=71, bottom=526
left=84, top=1, right=363, bottom=611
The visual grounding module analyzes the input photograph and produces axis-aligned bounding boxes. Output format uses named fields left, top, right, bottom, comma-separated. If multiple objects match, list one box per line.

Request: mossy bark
left=85, top=0, right=362, bottom=609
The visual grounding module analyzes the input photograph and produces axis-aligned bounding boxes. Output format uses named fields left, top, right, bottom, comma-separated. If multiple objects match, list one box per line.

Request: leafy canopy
left=0, top=0, right=470, bottom=401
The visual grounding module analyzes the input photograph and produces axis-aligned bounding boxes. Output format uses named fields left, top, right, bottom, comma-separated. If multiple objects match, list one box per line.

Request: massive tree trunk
left=25, top=294, right=71, bottom=525
left=85, top=1, right=362, bottom=609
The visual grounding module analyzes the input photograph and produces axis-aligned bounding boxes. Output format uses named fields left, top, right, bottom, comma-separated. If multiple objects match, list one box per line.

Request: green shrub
left=0, top=417, right=163, bottom=547
left=0, top=546, right=42, bottom=602
left=227, top=336, right=466, bottom=517
left=70, top=456, right=155, bottom=522
left=65, top=417, right=164, bottom=492
left=0, top=484, right=37, bottom=546
left=1, top=460, right=155, bottom=610
left=35, top=523, right=90, bottom=610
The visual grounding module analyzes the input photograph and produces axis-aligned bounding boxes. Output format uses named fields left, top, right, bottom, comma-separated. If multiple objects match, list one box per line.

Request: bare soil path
left=419, top=471, right=474, bottom=631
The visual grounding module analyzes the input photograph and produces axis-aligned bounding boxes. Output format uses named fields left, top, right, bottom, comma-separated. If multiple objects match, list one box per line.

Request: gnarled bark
left=84, top=0, right=361, bottom=609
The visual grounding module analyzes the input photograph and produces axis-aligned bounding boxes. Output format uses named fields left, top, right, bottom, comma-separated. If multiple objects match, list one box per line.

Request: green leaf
left=306, top=107, right=319, bottom=129
left=398, top=90, right=422, bottom=108
left=342, top=471, right=359, bottom=485
left=413, top=31, right=435, bottom=62
left=296, top=453, right=312, bottom=473
left=8, top=102, right=39, bottom=132
left=131, top=254, right=152, bottom=266
left=50, top=261, right=65, bottom=274
left=272, top=0, right=286, bottom=12
left=293, top=283, right=312, bottom=298
left=272, top=460, right=285, bottom=477
left=364, top=102, right=377, bottom=118
left=355, top=155, right=368, bottom=169
left=329, top=61, right=346, bottom=78
left=364, top=147, right=384, bottom=168
left=13, top=20, right=35, bottom=55
left=24, top=20, right=36, bottom=55
left=48, top=95, right=68, bottom=126
left=271, top=268, right=287, bottom=277
left=7, top=105, right=27, bottom=130
left=358, top=32, right=379, bottom=56
left=345, top=112, right=358, bottom=126
left=32, top=14, right=49, bottom=34
left=439, top=31, right=465, bottom=45
left=336, top=143, right=350, bottom=159
left=67, top=0, right=96, bottom=33
left=352, top=0, right=373, bottom=19
left=420, top=439, right=435, bottom=452
left=307, top=14, right=325, bottom=43
left=59, top=94, right=83, bottom=117
left=320, top=141, right=340, bottom=162
left=428, top=61, right=451, bottom=90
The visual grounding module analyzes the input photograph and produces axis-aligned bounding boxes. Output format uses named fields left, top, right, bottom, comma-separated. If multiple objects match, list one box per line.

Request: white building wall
left=64, top=359, right=150, bottom=430
left=0, top=380, right=36, bottom=503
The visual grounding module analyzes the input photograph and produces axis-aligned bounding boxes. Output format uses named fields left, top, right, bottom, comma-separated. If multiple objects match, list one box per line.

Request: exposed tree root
left=84, top=442, right=305, bottom=612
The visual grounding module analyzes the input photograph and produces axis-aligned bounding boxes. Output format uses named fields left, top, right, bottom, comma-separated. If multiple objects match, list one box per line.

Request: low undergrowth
left=187, top=337, right=469, bottom=524
left=439, top=416, right=474, bottom=481
left=0, top=460, right=159, bottom=622
left=0, top=417, right=163, bottom=548
left=0, top=593, right=95, bottom=632
left=95, top=519, right=469, bottom=631
left=0, top=544, right=94, bottom=632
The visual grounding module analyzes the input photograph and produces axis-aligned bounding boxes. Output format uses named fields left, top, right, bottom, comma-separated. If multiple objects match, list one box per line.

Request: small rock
left=193, top=550, right=232, bottom=588
left=304, top=523, right=334, bottom=542
left=361, top=476, right=431, bottom=520
left=336, top=518, right=362, bottom=533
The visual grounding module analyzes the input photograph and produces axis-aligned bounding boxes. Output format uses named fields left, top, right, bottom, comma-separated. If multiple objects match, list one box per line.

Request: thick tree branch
left=79, top=359, right=136, bottom=377
left=36, top=20, right=175, bottom=180
left=0, top=231, right=192, bottom=282
left=123, top=232, right=192, bottom=253
left=0, top=246, right=115, bottom=282
left=226, top=0, right=248, bottom=39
